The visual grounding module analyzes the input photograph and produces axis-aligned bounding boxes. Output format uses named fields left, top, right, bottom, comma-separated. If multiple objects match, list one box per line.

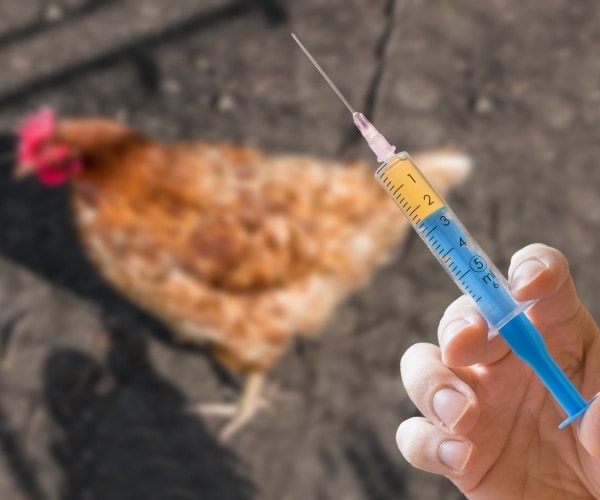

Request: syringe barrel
left=374, top=152, right=591, bottom=426
left=374, top=152, right=530, bottom=334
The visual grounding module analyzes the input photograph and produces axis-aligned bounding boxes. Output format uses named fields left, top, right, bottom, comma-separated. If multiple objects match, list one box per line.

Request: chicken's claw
left=187, top=372, right=267, bottom=442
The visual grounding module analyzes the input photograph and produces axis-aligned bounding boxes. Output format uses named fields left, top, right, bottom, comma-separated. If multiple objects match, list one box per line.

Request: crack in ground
left=0, top=298, right=29, bottom=370
left=0, top=403, right=47, bottom=500
left=363, top=0, right=398, bottom=121
left=0, top=0, right=288, bottom=107
left=338, top=0, right=398, bottom=155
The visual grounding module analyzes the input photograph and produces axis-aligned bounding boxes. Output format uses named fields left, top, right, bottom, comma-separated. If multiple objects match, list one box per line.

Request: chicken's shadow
left=44, top=329, right=255, bottom=500
left=0, top=135, right=251, bottom=498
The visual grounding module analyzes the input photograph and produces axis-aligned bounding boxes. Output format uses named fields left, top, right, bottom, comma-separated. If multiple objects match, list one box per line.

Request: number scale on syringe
left=375, top=152, right=520, bottom=331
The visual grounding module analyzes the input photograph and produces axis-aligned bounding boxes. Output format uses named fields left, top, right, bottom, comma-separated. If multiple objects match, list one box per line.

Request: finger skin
left=396, top=417, right=476, bottom=476
left=401, top=343, right=479, bottom=434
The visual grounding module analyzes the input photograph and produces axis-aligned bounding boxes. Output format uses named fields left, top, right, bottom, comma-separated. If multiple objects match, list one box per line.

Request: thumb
left=578, top=395, right=600, bottom=457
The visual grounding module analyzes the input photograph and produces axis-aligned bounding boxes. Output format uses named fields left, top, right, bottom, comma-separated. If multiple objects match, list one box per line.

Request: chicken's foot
left=190, top=371, right=267, bottom=442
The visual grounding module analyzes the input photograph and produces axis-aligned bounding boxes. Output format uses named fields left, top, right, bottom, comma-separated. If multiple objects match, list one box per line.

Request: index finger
left=438, top=295, right=509, bottom=368
left=508, top=244, right=579, bottom=329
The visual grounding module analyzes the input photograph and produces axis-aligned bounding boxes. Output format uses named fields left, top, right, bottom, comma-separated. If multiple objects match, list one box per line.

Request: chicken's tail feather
left=412, top=149, right=472, bottom=192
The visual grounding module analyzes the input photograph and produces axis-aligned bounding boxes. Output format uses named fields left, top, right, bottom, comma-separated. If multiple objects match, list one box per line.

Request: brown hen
left=14, top=109, right=470, bottom=438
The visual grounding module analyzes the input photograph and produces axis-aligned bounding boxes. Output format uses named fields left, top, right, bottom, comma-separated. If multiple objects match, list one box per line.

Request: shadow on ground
left=44, top=331, right=254, bottom=500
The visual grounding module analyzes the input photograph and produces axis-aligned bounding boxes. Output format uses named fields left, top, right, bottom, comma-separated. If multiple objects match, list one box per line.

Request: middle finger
left=401, top=342, right=479, bottom=435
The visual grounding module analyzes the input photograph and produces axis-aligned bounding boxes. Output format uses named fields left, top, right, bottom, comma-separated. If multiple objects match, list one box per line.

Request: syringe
left=292, top=33, right=592, bottom=428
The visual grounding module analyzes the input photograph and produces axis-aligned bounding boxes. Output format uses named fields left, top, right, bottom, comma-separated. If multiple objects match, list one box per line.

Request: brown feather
left=56, top=119, right=470, bottom=373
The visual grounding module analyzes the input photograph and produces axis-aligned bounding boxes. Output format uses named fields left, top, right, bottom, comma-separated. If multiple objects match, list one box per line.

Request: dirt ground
left=0, top=1, right=599, bottom=499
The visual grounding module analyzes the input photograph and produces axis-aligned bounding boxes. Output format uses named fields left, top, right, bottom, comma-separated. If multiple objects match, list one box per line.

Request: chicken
left=14, top=108, right=471, bottom=439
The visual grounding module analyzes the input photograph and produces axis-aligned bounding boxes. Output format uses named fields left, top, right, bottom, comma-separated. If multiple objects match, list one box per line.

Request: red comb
left=17, top=107, right=56, bottom=165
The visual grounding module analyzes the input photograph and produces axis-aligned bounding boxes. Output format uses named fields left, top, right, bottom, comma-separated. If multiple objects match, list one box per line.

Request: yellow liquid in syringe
left=375, top=153, right=444, bottom=227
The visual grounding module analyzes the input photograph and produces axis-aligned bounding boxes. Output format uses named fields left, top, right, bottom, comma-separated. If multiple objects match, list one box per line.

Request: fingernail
left=439, top=440, right=472, bottom=471
left=511, top=258, right=548, bottom=292
left=432, top=388, right=470, bottom=430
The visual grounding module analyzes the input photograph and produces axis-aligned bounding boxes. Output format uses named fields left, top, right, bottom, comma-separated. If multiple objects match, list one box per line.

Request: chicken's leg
left=191, top=371, right=267, bottom=441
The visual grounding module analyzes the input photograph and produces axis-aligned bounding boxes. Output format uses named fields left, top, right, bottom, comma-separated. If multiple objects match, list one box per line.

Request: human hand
left=397, top=244, right=600, bottom=498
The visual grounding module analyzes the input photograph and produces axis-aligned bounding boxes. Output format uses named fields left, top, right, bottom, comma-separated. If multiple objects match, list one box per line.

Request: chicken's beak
left=13, top=163, right=35, bottom=179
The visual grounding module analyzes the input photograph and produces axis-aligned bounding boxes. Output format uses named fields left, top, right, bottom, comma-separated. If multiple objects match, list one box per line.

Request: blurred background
left=0, top=0, right=599, bottom=499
